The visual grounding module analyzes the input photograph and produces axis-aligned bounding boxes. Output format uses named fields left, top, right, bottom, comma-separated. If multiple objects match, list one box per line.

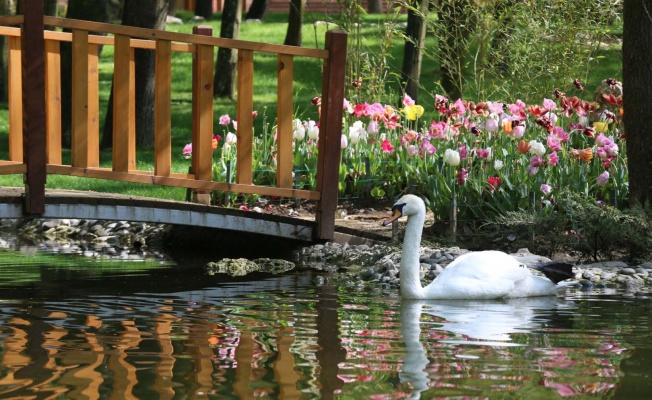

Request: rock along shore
left=295, top=241, right=652, bottom=293
left=2, top=218, right=652, bottom=294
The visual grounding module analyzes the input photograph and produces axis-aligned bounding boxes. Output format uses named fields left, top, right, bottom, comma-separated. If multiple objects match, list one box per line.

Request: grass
left=0, top=10, right=623, bottom=203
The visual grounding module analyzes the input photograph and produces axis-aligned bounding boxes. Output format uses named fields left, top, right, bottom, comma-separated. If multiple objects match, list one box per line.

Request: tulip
left=593, top=121, right=608, bottom=133
left=513, top=124, right=526, bottom=138
left=528, top=140, right=546, bottom=156
left=183, top=143, right=192, bottom=159
left=517, top=140, right=531, bottom=154
left=381, top=139, right=395, bottom=154
left=494, top=159, right=504, bottom=171
left=340, top=134, right=348, bottom=149
left=407, top=144, right=418, bottom=156
left=485, top=114, right=499, bottom=132
left=444, top=149, right=461, bottom=166
left=541, top=183, right=552, bottom=195
left=548, top=151, right=559, bottom=166
left=597, top=171, right=610, bottom=186
left=219, top=114, right=231, bottom=126
left=225, top=132, right=237, bottom=145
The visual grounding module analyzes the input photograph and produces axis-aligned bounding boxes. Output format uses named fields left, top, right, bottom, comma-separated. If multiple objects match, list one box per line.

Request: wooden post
left=21, top=0, right=46, bottom=214
left=315, top=30, right=347, bottom=241
left=191, top=25, right=214, bottom=205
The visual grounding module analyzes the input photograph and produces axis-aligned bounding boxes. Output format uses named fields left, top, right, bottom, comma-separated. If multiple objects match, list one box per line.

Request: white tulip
left=443, top=149, right=461, bottom=166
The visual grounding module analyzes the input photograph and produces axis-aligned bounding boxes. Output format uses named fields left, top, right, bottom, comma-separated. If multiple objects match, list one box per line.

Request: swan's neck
left=400, top=210, right=427, bottom=299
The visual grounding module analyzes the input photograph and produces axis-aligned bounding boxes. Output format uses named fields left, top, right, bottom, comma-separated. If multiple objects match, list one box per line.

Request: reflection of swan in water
left=399, top=297, right=573, bottom=399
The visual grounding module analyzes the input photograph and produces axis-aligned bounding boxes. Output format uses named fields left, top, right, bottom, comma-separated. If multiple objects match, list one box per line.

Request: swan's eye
left=391, top=203, right=406, bottom=213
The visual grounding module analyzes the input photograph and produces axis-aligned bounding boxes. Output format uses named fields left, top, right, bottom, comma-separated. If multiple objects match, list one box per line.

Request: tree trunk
left=102, top=0, right=169, bottom=150
left=284, top=0, right=304, bottom=46
left=367, top=0, right=383, bottom=14
left=245, top=0, right=269, bottom=20
left=401, top=0, right=429, bottom=102
left=61, top=0, right=110, bottom=148
left=214, top=0, right=242, bottom=99
left=195, top=0, right=213, bottom=20
left=624, top=0, right=652, bottom=206
left=439, top=0, right=469, bottom=100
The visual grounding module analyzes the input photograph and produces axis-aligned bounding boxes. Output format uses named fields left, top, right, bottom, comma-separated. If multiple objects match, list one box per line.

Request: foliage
left=403, top=0, right=622, bottom=103
left=476, top=191, right=652, bottom=262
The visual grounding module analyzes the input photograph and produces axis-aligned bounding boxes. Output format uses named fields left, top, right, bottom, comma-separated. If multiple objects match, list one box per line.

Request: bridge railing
left=0, top=8, right=346, bottom=240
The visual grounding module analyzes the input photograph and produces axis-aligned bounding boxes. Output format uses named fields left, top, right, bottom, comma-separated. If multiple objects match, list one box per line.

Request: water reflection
left=0, top=258, right=644, bottom=399
left=397, top=297, right=629, bottom=398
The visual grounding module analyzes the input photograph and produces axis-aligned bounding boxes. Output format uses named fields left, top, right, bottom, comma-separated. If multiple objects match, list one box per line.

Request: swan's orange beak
left=383, top=209, right=402, bottom=226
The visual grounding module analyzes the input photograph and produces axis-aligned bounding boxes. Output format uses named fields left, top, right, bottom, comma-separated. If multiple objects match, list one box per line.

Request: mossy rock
left=205, top=257, right=295, bottom=276
left=253, top=258, right=295, bottom=274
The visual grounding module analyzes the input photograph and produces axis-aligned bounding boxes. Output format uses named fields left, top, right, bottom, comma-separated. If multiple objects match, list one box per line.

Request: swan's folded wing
left=427, top=266, right=530, bottom=299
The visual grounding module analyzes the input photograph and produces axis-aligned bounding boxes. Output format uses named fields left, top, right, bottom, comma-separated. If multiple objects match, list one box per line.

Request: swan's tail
left=531, top=261, right=574, bottom=284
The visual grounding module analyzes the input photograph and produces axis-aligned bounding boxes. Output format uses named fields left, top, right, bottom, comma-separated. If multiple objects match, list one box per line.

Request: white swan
left=383, top=194, right=575, bottom=299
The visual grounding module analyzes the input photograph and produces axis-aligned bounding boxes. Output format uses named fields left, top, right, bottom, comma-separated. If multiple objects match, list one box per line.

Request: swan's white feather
left=391, top=195, right=568, bottom=299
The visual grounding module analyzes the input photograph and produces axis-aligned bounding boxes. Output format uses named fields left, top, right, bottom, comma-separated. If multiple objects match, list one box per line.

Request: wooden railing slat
left=113, top=34, right=135, bottom=172
left=155, top=39, right=172, bottom=177
left=276, top=54, right=294, bottom=189
left=191, top=27, right=214, bottom=188
left=236, top=49, right=254, bottom=185
left=45, top=39, right=62, bottom=165
left=71, top=29, right=89, bottom=168
left=87, top=44, right=100, bottom=168
left=7, top=36, right=23, bottom=162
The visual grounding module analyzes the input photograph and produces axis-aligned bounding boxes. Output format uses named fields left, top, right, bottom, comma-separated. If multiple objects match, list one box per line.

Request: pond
left=1, top=249, right=652, bottom=399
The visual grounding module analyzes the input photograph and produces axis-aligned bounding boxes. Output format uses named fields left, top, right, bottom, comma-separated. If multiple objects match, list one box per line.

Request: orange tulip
left=517, top=140, right=531, bottom=154
left=572, top=148, right=593, bottom=162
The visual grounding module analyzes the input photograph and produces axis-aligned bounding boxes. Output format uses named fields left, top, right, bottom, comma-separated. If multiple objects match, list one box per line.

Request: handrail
left=43, top=16, right=329, bottom=58
left=0, top=10, right=346, bottom=240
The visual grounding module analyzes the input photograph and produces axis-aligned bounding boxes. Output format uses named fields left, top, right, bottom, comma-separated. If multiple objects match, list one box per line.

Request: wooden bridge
left=0, top=2, right=347, bottom=242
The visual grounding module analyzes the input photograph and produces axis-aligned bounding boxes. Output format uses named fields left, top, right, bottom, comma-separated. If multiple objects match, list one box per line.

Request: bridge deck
left=0, top=187, right=316, bottom=242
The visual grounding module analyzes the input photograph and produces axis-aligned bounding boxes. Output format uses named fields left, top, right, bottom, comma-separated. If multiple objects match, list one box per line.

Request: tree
left=101, top=0, right=169, bottom=150
left=284, top=0, right=304, bottom=46
left=367, top=0, right=383, bottom=14
left=195, top=0, right=213, bottom=20
left=60, top=0, right=110, bottom=148
left=624, top=0, right=652, bottom=206
left=214, top=0, right=242, bottom=99
left=400, top=0, right=429, bottom=102
left=245, top=0, right=269, bottom=21
left=438, top=0, right=471, bottom=100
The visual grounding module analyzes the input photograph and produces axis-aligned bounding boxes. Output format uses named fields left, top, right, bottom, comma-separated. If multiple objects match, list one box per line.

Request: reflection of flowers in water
left=529, top=338, right=629, bottom=396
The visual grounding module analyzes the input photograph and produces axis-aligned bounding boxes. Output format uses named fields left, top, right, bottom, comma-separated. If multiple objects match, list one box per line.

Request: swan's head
left=383, top=194, right=425, bottom=226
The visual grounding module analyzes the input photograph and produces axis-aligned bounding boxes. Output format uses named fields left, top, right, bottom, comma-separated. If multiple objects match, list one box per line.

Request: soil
left=252, top=197, right=437, bottom=241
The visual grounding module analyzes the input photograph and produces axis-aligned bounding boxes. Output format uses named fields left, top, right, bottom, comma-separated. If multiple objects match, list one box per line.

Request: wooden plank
left=155, top=39, right=172, bottom=177
left=43, top=16, right=329, bottom=58
left=276, top=53, right=294, bottom=189
left=0, top=163, right=27, bottom=174
left=87, top=44, right=100, bottom=168
left=112, top=34, right=134, bottom=172
left=45, top=39, right=62, bottom=165
left=236, top=49, right=254, bottom=185
left=43, top=30, right=195, bottom=52
left=315, top=30, right=348, bottom=240
left=71, top=29, right=89, bottom=168
left=45, top=165, right=321, bottom=200
left=7, top=36, right=22, bottom=162
left=0, top=26, right=21, bottom=37
left=191, top=26, right=214, bottom=183
left=22, top=1, right=47, bottom=214
left=0, top=15, right=24, bottom=25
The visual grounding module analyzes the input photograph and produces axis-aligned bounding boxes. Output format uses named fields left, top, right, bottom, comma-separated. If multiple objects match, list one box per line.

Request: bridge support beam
left=21, top=0, right=47, bottom=214
left=315, top=30, right=347, bottom=241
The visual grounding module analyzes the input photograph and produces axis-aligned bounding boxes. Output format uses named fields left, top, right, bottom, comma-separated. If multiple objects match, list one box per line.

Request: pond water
left=1, top=250, right=652, bottom=399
